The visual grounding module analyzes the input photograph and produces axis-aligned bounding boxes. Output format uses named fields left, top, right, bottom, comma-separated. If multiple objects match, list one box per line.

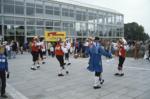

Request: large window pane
left=27, top=26, right=35, bottom=36
left=4, top=17, right=14, bottom=24
left=0, top=1, right=1, bottom=14
left=4, top=4, right=14, bottom=14
left=15, top=17, right=24, bottom=25
left=54, top=21, right=60, bottom=27
left=15, top=5, right=24, bottom=15
left=46, top=9, right=53, bottom=15
left=62, top=8, right=69, bottom=16
left=36, top=27, right=44, bottom=36
left=26, top=7, right=35, bottom=16
left=0, top=16, right=2, bottom=35
left=3, top=0, right=14, bottom=4
left=26, top=18, right=35, bottom=25
left=26, top=3, right=34, bottom=7
left=4, top=25, right=15, bottom=36
left=36, top=19, right=44, bottom=25
left=36, top=5, right=43, bottom=8
left=0, top=16, right=2, bottom=24
left=46, top=27, right=53, bottom=31
left=15, top=25, right=25, bottom=36
left=45, top=6, right=53, bottom=15
left=70, top=9, right=74, bottom=17
left=76, top=11, right=82, bottom=21
left=15, top=0, right=24, bottom=6
left=36, top=8, right=43, bottom=14
left=0, top=25, right=2, bottom=35
left=46, top=20, right=53, bottom=26
left=54, top=7, right=60, bottom=16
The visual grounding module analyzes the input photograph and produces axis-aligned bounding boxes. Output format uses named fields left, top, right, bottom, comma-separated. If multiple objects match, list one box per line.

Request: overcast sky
left=61, top=0, right=150, bottom=35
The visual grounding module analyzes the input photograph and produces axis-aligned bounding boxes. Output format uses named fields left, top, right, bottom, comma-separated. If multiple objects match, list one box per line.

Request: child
left=115, top=39, right=126, bottom=76
left=0, top=44, right=9, bottom=98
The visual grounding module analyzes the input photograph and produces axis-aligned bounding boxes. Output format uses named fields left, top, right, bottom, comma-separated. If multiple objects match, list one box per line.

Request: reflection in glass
left=4, top=4, right=14, bottom=14
left=27, top=26, right=35, bottom=36
left=15, top=5, right=24, bottom=15
left=14, top=25, right=24, bottom=36
left=4, top=25, right=15, bottom=36
left=36, top=27, right=44, bottom=36
left=26, top=7, right=35, bottom=16
left=0, top=25, right=2, bottom=35
left=26, top=18, right=35, bottom=25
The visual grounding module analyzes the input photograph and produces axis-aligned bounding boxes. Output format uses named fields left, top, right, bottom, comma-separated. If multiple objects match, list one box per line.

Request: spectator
left=0, top=44, right=9, bottom=98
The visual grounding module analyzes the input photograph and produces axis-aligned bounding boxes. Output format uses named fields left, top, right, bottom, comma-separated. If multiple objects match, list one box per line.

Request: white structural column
left=60, top=4, right=63, bottom=31
left=102, top=13, right=105, bottom=38
left=24, top=0, right=27, bottom=43
left=1, top=0, right=4, bottom=40
left=122, top=15, right=124, bottom=37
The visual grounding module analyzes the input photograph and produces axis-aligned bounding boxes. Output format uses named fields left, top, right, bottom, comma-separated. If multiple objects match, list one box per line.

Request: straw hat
left=121, top=37, right=127, bottom=44
left=33, top=36, right=38, bottom=40
left=88, top=36, right=94, bottom=41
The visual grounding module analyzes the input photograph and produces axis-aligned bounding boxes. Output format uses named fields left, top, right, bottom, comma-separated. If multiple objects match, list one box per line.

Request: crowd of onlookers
left=0, top=39, right=150, bottom=61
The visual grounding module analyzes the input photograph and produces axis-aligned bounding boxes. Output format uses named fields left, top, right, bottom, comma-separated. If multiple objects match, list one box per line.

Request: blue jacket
left=0, top=54, right=8, bottom=71
left=87, top=42, right=112, bottom=72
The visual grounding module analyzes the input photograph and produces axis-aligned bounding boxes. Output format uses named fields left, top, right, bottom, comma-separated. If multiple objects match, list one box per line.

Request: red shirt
left=119, top=46, right=126, bottom=58
left=55, top=44, right=64, bottom=56
left=31, top=41, right=38, bottom=52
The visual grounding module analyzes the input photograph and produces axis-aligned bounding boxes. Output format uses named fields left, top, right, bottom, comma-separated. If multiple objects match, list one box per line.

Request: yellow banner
left=44, top=31, right=66, bottom=42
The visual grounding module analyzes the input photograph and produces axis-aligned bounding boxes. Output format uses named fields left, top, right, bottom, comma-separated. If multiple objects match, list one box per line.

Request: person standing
left=55, top=38, right=68, bottom=76
left=5, top=42, right=11, bottom=59
left=11, top=41, right=17, bottom=58
left=134, top=41, right=140, bottom=59
left=0, top=44, right=9, bottom=98
left=114, top=39, right=126, bottom=76
left=66, top=39, right=71, bottom=65
left=148, top=43, right=150, bottom=60
left=87, top=37, right=112, bottom=89
left=30, top=37, right=40, bottom=70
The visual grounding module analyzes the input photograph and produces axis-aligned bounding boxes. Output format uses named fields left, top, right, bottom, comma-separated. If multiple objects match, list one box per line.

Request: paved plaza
left=3, top=53, right=150, bottom=99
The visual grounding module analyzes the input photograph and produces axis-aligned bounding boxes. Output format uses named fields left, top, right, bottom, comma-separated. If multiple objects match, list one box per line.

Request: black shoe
left=58, top=74, right=64, bottom=77
left=67, top=63, right=71, bottom=65
left=93, top=85, right=101, bottom=89
left=31, top=67, right=36, bottom=70
left=63, top=63, right=66, bottom=65
left=42, top=62, right=45, bottom=64
left=37, top=66, right=40, bottom=69
left=114, top=73, right=119, bottom=76
left=1, top=94, right=8, bottom=98
left=100, top=79, right=104, bottom=85
left=66, top=71, right=69, bottom=74
left=120, top=73, right=124, bottom=76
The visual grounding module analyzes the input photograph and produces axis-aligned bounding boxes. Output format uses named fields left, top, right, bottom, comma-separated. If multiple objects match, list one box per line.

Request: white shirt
left=66, top=42, right=71, bottom=49
left=6, top=45, right=11, bottom=51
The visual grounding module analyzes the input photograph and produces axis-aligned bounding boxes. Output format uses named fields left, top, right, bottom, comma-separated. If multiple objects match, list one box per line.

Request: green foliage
left=124, top=22, right=150, bottom=41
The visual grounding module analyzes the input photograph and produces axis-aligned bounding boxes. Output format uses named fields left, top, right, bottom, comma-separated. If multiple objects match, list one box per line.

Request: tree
left=124, top=22, right=149, bottom=41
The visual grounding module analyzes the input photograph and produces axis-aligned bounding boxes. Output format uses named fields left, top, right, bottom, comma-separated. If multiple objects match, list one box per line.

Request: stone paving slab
left=5, top=53, right=150, bottom=99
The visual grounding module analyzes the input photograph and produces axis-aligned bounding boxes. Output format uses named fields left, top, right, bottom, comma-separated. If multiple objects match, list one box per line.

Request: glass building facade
left=0, top=0, right=124, bottom=43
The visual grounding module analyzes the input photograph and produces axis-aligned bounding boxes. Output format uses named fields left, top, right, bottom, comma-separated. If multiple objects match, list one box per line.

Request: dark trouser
left=118, top=56, right=125, bottom=70
left=38, top=50, right=43, bottom=60
left=148, top=50, right=150, bottom=58
left=48, top=49, right=50, bottom=56
left=51, top=52, right=55, bottom=57
left=0, top=71, right=6, bottom=95
left=95, top=72, right=102, bottom=80
left=65, top=53, right=69, bottom=60
left=95, top=72, right=101, bottom=77
left=31, top=51, right=38, bottom=62
left=56, top=55, right=65, bottom=68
